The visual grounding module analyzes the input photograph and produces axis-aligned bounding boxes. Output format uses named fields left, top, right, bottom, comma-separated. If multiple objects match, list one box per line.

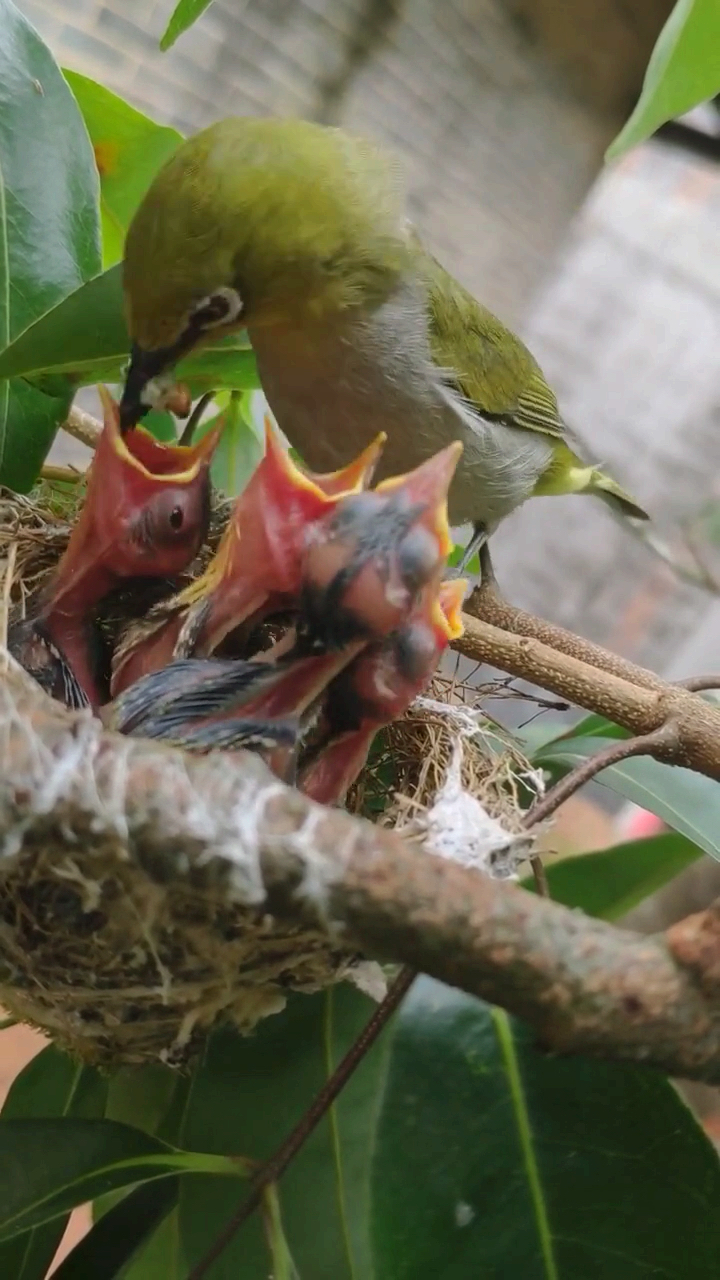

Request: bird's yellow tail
left=586, top=469, right=649, bottom=522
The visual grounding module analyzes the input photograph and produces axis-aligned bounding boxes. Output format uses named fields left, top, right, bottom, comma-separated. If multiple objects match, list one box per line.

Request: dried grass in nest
left=0, top=821, right=370, bottom=1068
left=0, top=483, right=530, bottom=1067
left=349, top=672, right=535, bottom=839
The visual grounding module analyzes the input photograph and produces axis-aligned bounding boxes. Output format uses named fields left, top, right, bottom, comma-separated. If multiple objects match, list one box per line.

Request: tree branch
left=61, top=405, right=102, bottom=449
left=677, top=675, right=720, bottom=693
left=3, top=657, right=720, bottom=1084
left=454, top=611, right=720, bottom=780
left=466, top=580, right=666, bottom=691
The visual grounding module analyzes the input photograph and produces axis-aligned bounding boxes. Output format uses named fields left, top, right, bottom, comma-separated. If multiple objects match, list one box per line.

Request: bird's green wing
left=421, top=251, right=566, bottom=441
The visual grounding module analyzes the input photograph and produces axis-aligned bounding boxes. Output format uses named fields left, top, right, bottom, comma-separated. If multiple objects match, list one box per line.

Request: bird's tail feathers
left=586, top=469, right=649, bottom=522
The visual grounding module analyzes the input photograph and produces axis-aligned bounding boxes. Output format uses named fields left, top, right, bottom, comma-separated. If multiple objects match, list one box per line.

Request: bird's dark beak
left=119, top=342, right=174, bottom=432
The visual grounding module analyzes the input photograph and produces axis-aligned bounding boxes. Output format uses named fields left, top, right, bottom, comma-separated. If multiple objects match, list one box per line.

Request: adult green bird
left=119, top=117, right=647, bottom=570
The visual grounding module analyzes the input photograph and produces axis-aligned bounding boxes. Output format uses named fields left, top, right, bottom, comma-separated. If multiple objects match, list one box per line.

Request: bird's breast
left=249, top=284, right=552, bottom=528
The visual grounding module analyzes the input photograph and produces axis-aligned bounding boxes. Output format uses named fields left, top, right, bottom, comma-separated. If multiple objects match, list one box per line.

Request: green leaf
left=607, top=0, right=720, bottom=158
left=0, top=265, right=125, bottom=381
left=120, top=1207, right=183, bottom=1280
left=159, top=0, right=216, bottom=51
left=62, top=72, right=182, bottom=268
left=549, top=712, right=628, bottom=742
left=534, top=735, right=720, bottom=861
left=104, top=1064, right=179, bottom=1140
left=199, top=391, right=265, bottom=497
left=179, top=985, right=393, bottom=1278
left=0, top=0, right=101, bottom=488
left=50, top=1178, right=179, bottom=1280
left=0, top=1118, right=249, bottom=1241
left=522, top=832, right=703, bottom=918
left=0, top=1047, right=107, bottom=1280
left=371, top=978, right=720, bottom=1278
left=0, top=263, right=256, bottom=391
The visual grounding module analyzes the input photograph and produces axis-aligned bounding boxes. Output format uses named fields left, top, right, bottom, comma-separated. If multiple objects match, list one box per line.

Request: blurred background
left=5, top=0, right=720, bottom=1193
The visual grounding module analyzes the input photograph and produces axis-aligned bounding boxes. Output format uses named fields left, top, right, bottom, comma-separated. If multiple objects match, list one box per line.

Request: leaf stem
left=184, top=968, right=415, bottom=1279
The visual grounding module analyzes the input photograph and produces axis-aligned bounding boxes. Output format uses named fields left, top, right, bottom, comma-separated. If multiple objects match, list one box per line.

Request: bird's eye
left=169, top=506, right=184, bottom=531
left=189, top=286, right=243, bottom=331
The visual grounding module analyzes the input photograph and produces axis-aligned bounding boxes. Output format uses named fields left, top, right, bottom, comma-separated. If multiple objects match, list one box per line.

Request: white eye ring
left=190, top=286, right=243, bottom=329
left=140, top=373, right=176, bottom=410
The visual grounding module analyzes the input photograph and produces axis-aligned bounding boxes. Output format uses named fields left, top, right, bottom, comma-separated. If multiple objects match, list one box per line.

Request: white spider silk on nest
left=413, top=700, right=540, bottom=881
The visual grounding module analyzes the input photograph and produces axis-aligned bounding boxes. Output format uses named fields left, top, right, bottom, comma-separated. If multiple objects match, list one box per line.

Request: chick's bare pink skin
left=110, top=423, right=385, bottom=695
left=27, top=388, right=220, bottom=708
left=300, top=578, right=466, bottom=804
left=300, top=442, right=461, bottom=648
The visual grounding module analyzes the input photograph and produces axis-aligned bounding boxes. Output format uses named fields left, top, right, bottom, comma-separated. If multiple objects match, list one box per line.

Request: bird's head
left=120, top=116, right=410, bottom=430
left=169, top=419, right=387, bottom=660
left=47, top=386, right=221, bottom=618
left=300, top=440, right=463, bottom=647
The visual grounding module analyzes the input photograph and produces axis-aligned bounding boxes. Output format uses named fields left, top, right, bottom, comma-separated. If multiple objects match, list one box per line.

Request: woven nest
left=0, top=480, right=534, bottom=1067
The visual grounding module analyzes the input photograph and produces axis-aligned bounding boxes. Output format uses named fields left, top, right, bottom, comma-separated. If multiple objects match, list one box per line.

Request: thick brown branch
left=455, top=612, right=720, bottom=780
left=3, top=659, right=720, bottom=1084
left=466, top=581, right=666, bottom=692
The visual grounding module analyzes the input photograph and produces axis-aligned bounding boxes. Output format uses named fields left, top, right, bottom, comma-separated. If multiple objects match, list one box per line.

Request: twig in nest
left=61, top=405, right=102, bottom=449
left=186, top=968, right=415, bottom=1280
left=0, top=542, right=17, bottom=653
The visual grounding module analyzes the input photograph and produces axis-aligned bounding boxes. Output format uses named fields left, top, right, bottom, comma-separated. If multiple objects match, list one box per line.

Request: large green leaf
left=371, top=978, right=720, bottom=1279
left=0, top=0, right=101, bottom=488
left=608, top=0, right=720, bottom=158
left=0, top=1046, right=107, bottom=1280
left=51, top=1179, right=179, bottom=1280
left=160, top=0, right=216, bottom=51
left=0, top=1119, right=249, bottom=1241
left=62, top=72, right=182, bottom=267
left=534, top=735, right=720, bottom=861
left=523, top=832, right=703, bottom=919
left=179, top=985, right=393, bottom=1279
left=0, top=263, right=257, bottom=390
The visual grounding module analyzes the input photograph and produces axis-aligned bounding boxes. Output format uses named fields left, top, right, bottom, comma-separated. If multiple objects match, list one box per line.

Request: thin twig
left=0, top=542, right=17, bottom=654
left=179, top=392, right=216, bottom=446
left=524, top=723, right=680, bottom=829
left=529, top=855, right=549, bottom=896
left=40, top=464, right=86, bottom=483
left=185, top=968, right=415, bottom=1280
left=677, top=675, right=720, bottom=693
left=61, top=405, right=102, bottom=449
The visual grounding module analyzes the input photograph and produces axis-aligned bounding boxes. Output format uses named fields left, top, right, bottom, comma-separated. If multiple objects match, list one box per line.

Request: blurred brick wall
left=17, top=0, right=671, bottom=323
